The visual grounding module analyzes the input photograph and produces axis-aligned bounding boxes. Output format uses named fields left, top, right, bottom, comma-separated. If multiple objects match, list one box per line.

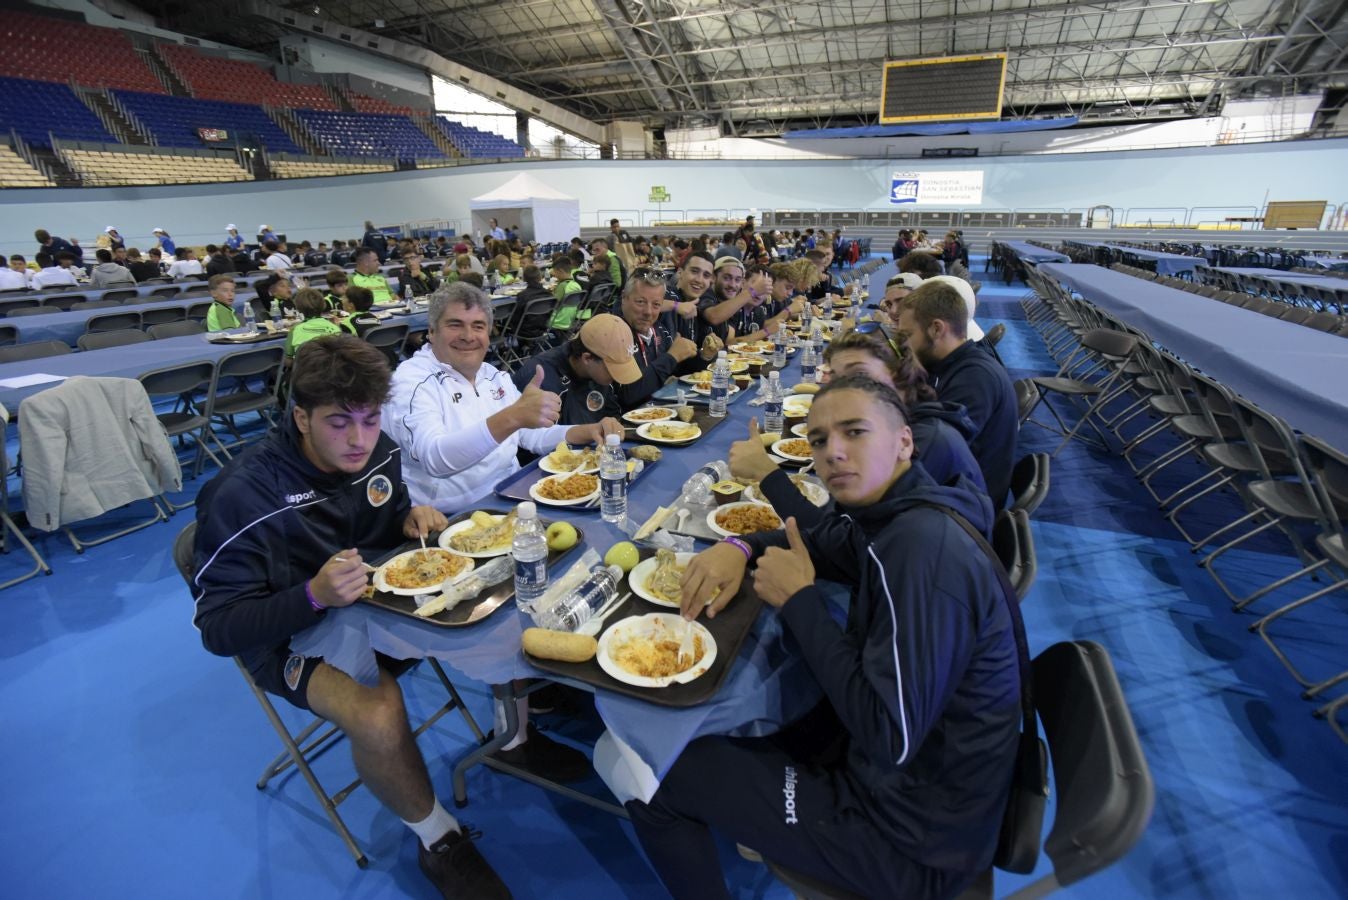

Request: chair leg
left=1249, top=569, right=1346, bottom=692
left=0, top=512, right=52, bottom=588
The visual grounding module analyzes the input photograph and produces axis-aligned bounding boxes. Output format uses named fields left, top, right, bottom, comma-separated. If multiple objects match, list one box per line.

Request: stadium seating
left=435, top=118, right=525, bottom=159
left=0, top=146, right=52, bottom=188
left=269, top=159, right=395, bottom=179
left=0, top=11, right=164, bottom=94
left=347, top=92, right=419, bottom=115
left=61, top=149, right=253, bottom=186
left=0, top=77, right=115, bottom=148
left=112, top=91, right=303, bottom=154
left=157, top=43, right=338, bottom=110
left=293, top=111, right=446, bottom=161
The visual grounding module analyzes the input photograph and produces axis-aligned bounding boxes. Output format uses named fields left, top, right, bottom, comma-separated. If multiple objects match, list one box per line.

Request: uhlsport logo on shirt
left=285, top=489, right=317, bottom=504
left=367, top=474, right=393, bottom=508
left=783, top=765, right=799, bottom=825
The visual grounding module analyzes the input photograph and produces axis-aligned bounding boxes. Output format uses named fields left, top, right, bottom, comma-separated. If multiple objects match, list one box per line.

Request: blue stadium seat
left=111, top=91, right=303, bottom=155
left=435, top=117, right=525, bottom=159
left=0, top=77, right=115, bottom=148
left=293, top=111, right=445, bottom=162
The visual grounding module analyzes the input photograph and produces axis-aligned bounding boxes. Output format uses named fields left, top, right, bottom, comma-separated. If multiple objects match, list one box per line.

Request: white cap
left=517, top=501, right=537, bottom=518
left=152, top=227, right=165, bottom=234
left=259, top=224, right=269, bottom=231
left=891, top=272, right=924, bottom=290
left=226, top=224, right=237, bottom=231
left=104, top=225, right=116, bottom=233
left=924, top=275, right=982, bottom=339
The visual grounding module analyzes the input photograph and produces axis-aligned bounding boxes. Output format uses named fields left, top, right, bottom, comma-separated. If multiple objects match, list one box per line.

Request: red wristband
left=305, top=580, right=326, bottom=612
left=723, top=536, right=752, bottom=559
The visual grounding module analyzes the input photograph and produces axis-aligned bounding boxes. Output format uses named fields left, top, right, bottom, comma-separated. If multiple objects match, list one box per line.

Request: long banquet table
left=1003, top=241, right=1071, bottom=265
left=1038, top=263, right=1348, bottom=448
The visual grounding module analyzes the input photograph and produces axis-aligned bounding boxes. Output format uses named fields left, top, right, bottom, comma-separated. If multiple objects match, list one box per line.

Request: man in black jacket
left=192, top=336, right=508, bottom=899
left=511, top=314, right=640, bottom=425
left=361, top=220, right=389, bottom=262
left=616, top=272, right=711, bottom=409
left=632, top=376, right=1019, bottom=900
left=897, top=281, right=1018, bottom=505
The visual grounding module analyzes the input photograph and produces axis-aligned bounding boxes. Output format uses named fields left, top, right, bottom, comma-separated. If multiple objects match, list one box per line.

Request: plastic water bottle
left=810, top=321, right=824, bottom=359
left=242, top=301, right=256, bottom=334
left=801, top=297, right=813, bottom=330
left=269, top=298, right=281, bottom=328
left=822, top=293, right=833, bottom=320
left=801, top=341, right=817, bottom=384
left=771, top=327, right=787, bottom=368
left=851, top=281, right=862, bottom=308
left=763, top=370, right=784, bottom=435
left=511, top=501, right=549, bottom=614
left=600, top=433, right=628, bottom=525
left=534, top=564, right=622, bottom=632
left=708, top=350, right=731, bottom=418
left=679, top=461, right=731, bottom=506
left=403, top=283, right=414, bottom=311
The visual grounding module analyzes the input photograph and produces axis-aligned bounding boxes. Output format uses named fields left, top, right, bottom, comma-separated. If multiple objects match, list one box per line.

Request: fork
left=677, top=616, right=696, bottom=667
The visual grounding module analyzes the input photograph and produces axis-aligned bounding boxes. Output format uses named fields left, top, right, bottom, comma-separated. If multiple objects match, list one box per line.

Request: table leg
left=452, top=682, right=517, bottom=808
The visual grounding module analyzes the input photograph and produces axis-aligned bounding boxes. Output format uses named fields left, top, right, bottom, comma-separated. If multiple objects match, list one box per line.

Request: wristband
left=723, top=536, right=752, bottom=560
left=305, top=580, right=326, bottom=612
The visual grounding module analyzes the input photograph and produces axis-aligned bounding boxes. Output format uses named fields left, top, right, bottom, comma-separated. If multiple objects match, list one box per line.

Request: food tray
left=206, top=330, right=286, bottom=345
left=525, top=548, right=763, bottom=707
left=357, top=509, right=584, bottom=627
left=627, top=404, right=730, bottom=447
left=494, top=455, right=661, bottom=505
left=651, top=378, right=756, bottom=406
left=656, top=500, right=722, bottom=543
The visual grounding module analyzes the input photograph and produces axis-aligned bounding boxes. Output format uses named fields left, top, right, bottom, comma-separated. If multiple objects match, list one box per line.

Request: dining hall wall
left=3, top=138, right=1346, bottom=254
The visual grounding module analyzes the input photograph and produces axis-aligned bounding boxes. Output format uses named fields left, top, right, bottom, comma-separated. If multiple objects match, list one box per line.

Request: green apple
left=545, top=521, right=578, bottom=552
left=604, top=541, right=640, bottom=573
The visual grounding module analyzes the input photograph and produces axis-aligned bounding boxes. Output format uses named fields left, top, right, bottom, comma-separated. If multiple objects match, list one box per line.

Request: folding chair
left=170, top=522, right=487, bottom=868
left=185, top=302, right=214, bottom=322
left=2, top=306, right=51, bottom=318
left=500, top=297, right=556, bottom=369
left=210, top=345, right=286, bottom=453
left=0, top=325, right=16, bottom=347
left=0, top=340, right=72, bottom=363
left=764, top=641, right=1152, bottom=900
left=143, top=307, right=189, bottom=329
left=1008, top=453, right=1050, bottom=517
left=70, top=299, right=120, bottom=311
left=0, top=405, right=51, bottom=588
left=993, top=508, right=1037, bottom=601
left=78, top=329, right=151, bottom=351
left=42, top=294, right=86, bottom=311
left=363, top=322, right=409, bottom=367
left=85, top=311, right=142, bottom=334
left=138, top=361, right=227, bottom=489
left=102, top=289, right=139, bottom=304
left=148, top=320, right=205, bottom=339
left=981, top=322, right=1006, bottom=365
left=1023, top=329, right=1139, bottom=456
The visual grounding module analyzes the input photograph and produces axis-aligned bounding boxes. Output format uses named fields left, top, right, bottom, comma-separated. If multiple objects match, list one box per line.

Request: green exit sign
left=649, top=186, right=670, bottom=203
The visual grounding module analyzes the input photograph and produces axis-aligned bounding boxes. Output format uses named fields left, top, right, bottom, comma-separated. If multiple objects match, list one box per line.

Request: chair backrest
left=1009, top=453, right=1050, bottom=517
left=1013, top=378, right=1040, bottom=424
left=0, top=340, right=73, bottom=363
left=86, top=312, right=143, bottom=334
left=185, top=302, right=214, bottom=322
left=0, top=324, right=15, bottom=347
left=3, top=306, right=51, bottom=318
left=982, top=322, right=1006, bottom=348
left=139, top=360, right=217, bottom=400
left=1030, top=640, right=1153, bottom=889
left=148, top=285, right=182, bottom=298
left=1300, top=434, right=1348, bottom=526
left=71, top=299, right=120, bottom=311
left=363, top=322, right=409, bottom=350
left=142, top=307, right=188, bottom=328
left=78, top=329, right=152, bottom=351
left=992, top=508, right=1036, bottom=601
left=148, top=320, right=205, bottom=340
left=173, top=521, right=197, bottom=587
left=217, top=344, right=286, bottom=380
left=43, top=294, right=86, bottom=310
left=103, top=289, right=139, bottom=304
left=0, top=299, right=40, bottom=316
left=516, top=296, right=558, bottom=341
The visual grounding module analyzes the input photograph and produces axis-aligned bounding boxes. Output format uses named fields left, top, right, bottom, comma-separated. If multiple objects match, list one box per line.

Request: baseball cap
left=259, top=224, right=269, bottom=231
left=924, top=275, right=984, bottom=340
left=579, top=314, right=641, bottom=385
left=453, top=242, right=469, bottom=253
left=152, top=227, right=165, bottom=234
left=713, top=256, right=745, bottom=275
left=887, top=272, right=924, bottom=290
left=226, top=224, right=237, bottom=230
left=104, top=225, right=116, bottom=233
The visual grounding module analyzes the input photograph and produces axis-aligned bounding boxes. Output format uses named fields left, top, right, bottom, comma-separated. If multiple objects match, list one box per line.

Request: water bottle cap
left=717, top=350, right=727, bottom=358
left=605, top=433, right=620, bottom=446
left=517, top=501, right=537, bottom=517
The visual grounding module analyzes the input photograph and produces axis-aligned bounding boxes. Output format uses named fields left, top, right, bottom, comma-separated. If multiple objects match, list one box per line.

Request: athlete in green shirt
left=285, top=287, right=343, bottom=357
left=205, top=274, right=241, bottom=332
left=350, top=247, right=393, bottom=304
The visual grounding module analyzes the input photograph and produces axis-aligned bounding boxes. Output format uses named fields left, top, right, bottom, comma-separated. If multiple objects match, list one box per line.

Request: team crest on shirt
left=367, top=474, right=393, bottom=508
left=283, top=654, right=305, bottom=691
left=491, top=386, right=506, bottom=401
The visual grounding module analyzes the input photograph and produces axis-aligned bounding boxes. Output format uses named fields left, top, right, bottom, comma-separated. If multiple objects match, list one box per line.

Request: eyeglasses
left=629, top=267, right=667, bottom=286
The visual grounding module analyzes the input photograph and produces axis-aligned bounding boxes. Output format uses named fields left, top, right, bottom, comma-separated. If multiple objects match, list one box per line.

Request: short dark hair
left=682, top=250, right=714, bottom=269
left=610, top=218, right=620, bottom=226
left=54, top=251, right=76, bottom=264
left=290, top=334, right=392, bottom=412
left=552, top=258, right=575, bottom=276
left=898, top=281, right=968, bottom=339
left=899, top=253, right=942, bottom=278
left=9, top=254, right=25, bottom=263
left=96, top=248, right=113, bottom=263
left=459, top=271, right=484, bottom=288
left=824, top=328, right=938, bottom=406
left=205, top=244, right=219, bottom=254
left=815, top=373, right=911, bottom=429
left=35, top=252, right=53, bottom=267
left=34, top=229, right=51, bottom=243
left=325, top=269, right=348, bottom=288
left=522, top=264, right=542, bottom=285
left=208, top=273, right=233, bottom=291
left=264, top=240, right=279, bottom=252
left=293, top=287, right=327, bottom=318
left=345, top=285, right=374, bottom=311
left=353, top=246, right=378, bottom=263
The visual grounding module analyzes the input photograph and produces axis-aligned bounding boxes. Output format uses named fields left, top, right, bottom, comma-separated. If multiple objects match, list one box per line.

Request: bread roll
left=791, top=383, right=821, bottom=395
left=522, top=628, right=597, bottom=663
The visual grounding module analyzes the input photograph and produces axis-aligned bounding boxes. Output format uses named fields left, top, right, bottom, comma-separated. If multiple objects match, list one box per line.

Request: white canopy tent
left=468, top=173, right=580, bottom=245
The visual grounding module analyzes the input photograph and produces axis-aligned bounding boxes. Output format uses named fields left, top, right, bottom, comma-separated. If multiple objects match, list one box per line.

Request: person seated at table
left=193, top=335, right=509, bottom=900
left=204, top=274, right=240, bottom=332
left=204, top=244, right=235, bottom=277
left=896, top=281, right=1017, bottom=505
left=511, top=314, right=641, bottom=426
left=730, top=328, right=985, bottom=524
left=661, top=252, right=712, bottom=339
left=696, top=257, right=750, bottom=342
left=167, top=247, right=205, bottom=281
left=441, top=253, right=476, bottom=285
left=803, top=249, right=839, bottom=302
left=89, top=248, right=136, bottom=289
left=725, top=265, right=803, bottom=344
left=892, top=229, right=915, bottom=262
left=35, top=228, right=78, bottom=264
left=487, top=254, right=516, bottom=286
left=1, top=255, right=32, bottom=291
left=323, top=268, right=349, bottom=312
left=31, top=252, right=80, bottom=289
left=900, top=251, right=942, bottom=279
left=397, top=251, right=441, bottom=298
left=878, top=272, right=923, bottom=327
left=383, top=281, right=619, bottom=513
left=329, top=239, right=351, bottom=266
left=124, top=248, right=160, bottom=283
left=616, top=269, right=719, bottom=409
left=924, top=274, right=984, bottom=341
left=590, top=237, right=623, bottom=289
left=255, top=272, right=295, bottom=321
left=350, top=247, right=394, bottom=304
left=285, top=288, right=342, bottom=359
left=337, top=285, right=380, bottom=337
left=263, top=240, right=292, bottom=273
left=630, top=374, right=1019, bottom=900
left=547, top=257, right=586, bottom=336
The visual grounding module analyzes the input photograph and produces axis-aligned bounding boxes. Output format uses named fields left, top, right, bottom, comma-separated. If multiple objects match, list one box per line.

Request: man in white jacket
left=383, top=282, right=620, bottom=513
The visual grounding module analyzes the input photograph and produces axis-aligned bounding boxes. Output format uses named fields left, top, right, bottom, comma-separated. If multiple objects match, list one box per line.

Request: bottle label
left=710, top=385, right=728, bottom=403
left=801, top=364, right=815, bottom=381
left=515, top=558, right=545, bottom=589
left=765, top=401, right=783, bottom=419
left=601, top=476, right=623, bottom=502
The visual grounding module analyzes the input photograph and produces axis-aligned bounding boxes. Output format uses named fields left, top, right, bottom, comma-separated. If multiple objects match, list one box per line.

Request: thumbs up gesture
left=754, top=517, right=815, bottom=608
left=512, top=365, right=562, bottom=429
left=729, top=416, right=780, bottom=483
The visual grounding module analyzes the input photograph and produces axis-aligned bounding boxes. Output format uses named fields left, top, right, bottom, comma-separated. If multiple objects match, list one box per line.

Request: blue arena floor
left=1, top=262, right=1345, bottom=899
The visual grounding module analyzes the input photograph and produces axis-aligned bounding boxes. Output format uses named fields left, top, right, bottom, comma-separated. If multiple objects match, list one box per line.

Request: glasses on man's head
left=630, top=267, right=667, bottom=286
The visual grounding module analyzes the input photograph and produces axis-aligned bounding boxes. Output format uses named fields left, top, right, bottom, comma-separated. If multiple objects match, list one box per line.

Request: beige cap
left=579, top=314, right=641, bottom=385
left=713, top=256, right=745, bottom=275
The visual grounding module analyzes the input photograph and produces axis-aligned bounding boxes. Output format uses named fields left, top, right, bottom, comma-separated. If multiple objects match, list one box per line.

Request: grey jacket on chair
left=18, top=376, right=182, bottom=531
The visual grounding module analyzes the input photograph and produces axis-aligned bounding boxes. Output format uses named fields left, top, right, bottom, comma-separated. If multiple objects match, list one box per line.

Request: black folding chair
left=171, top=522, right=486, bottom=868
left=148, top=320, right=205, bottom=339
left=1009, top=453, right=1051, bottom=517
left=993, top=508, right=1038, bottom=601
left=1023, top=329, right=1139, bottom=456
left=363, top=322, right=410, bottom=367
left=102, top=289, right=139, bottom=304
left=0, top=340, right=72, bottom=362
left=85, top=311, right=142, bottom=334
left=70, top=299, right=120, bottom=311
left=139, top=361, right=227, bottom=490
left=209, top=345, right=286, bottom=452
left=0, top=405, right=51, bottom=589
left=143, top=307, right=189, bottom=329
left=42, top=293, right=86, bottom=311
left=4, top=306, right=54, bottom=318
left=0, top=325, right=16, bottom=347
left=78, top=329, right=152, bottom=351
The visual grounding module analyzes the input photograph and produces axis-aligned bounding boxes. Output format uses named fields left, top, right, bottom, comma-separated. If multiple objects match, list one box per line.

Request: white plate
left=744, top=478, right=829, bottom=508
left=597, top=613, right=717, bottom=688
left=373, top=548, right=475, bottom=596
left=706, top=501, right=783, bottom=538
left=729, top=342, right=775, bottom=354
left=538, top=448, right=600, bottom=475
left=529, top=473, right=600, bottom=506
left=790, top=422, right=809, bottom=437
left=636, top=421, right=703, bottom=444
left=690, top=382, right=741, bottom=396
left=678, top=372, right=715, bottom=386
left=771, top=437, right=814, bottom=462
left=628, top=552, right=696, bottom=608
left=437, top=515, right=513, bottom=558
left=622, top=406, right=676, bottom=425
